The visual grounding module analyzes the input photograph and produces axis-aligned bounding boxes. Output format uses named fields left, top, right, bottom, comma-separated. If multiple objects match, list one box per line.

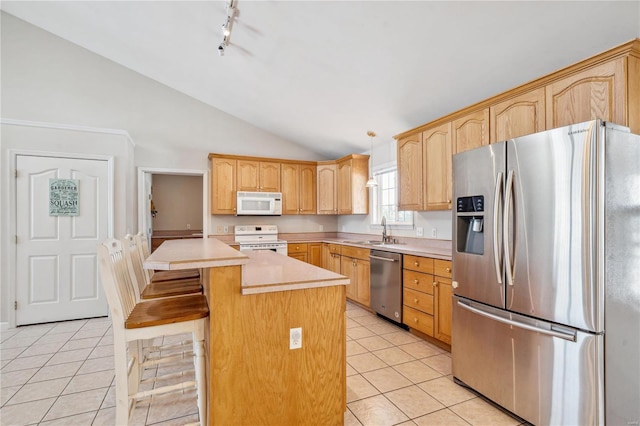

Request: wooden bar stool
left=98, top=239, right=208, bottom=425
left=123, top=234, right=202, bottom=300
left=136, top=233, right=201, bottom=283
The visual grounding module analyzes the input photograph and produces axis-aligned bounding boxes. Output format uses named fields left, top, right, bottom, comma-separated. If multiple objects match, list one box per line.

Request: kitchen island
left=145, top=238, right=349, bottom=425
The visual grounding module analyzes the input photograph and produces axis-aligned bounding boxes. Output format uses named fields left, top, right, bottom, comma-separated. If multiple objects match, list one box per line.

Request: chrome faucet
left=381, top=216, right=388, bottom=243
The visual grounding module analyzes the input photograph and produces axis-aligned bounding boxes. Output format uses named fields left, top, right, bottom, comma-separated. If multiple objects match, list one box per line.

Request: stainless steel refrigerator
left=451, top=120, right=640, bottom=425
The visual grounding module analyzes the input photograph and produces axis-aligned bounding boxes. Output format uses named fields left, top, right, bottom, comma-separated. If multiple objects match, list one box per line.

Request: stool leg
left=114, top=333, right=131, bottom=425
left=194, top=337, right=207, bottom=424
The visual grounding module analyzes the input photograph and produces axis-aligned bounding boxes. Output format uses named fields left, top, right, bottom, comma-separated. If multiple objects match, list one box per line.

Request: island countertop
left=143, top=237, right=249, bottom=270
left=241, top=250, right=349, bottom=295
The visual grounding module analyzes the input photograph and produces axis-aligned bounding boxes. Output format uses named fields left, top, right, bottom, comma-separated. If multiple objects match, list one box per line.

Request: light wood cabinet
left=336, top=155, right=369, bottom=215
left=423, top=122, right=453, bottom=210
left=281, top=163, right=317, bottom=215
left=322, top=243, right=341, bottom=274
left=433, top=259, right=452, bottom=344
left=402, top=255, right=452, bottom=345
left=490, top=87, right=546, bottom=143
left=317, top=162, right=337, bottom=214
left=210, top=157, right=237, bottom=214
left=288, top=242, right=308, bottom=263
left=397, top=133, right=423, bottom=211
left=237, top=160, right=281, bottom=192
left=341, top=246, right=370, bottom=307
left=453, top=108, right=489, bottom=154
left=546, top=58, right=627, bottom=131
left=308, top=243, right=323, bottom=267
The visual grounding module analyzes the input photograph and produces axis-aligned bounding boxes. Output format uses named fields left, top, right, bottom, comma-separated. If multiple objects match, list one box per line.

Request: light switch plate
left=290, top=327, right=302, bottom=349
left=416, top=227, right=424, bottom=237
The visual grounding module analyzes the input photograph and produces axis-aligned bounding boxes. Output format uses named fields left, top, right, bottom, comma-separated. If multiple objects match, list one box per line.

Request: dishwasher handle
left=369, top=255, right=398, bottom=262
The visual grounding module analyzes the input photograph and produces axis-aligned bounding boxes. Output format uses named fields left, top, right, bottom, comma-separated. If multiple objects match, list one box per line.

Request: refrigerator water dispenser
left=456, top=196, right=484, bottom=255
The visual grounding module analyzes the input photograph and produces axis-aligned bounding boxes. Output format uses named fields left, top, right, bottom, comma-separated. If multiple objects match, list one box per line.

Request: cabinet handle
left=413, top=318, right=418, bottom=323
left=433, top=281, right=438, bottom=287
left=445, top=267, right=451, bottom=273
left=414, top=261, right=419, bottom=267
left=414, top=298, right=418, bottom=303
left=414, top=279, right=419, bottom=284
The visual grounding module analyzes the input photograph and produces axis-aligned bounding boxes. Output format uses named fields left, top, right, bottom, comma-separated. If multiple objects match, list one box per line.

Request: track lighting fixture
left=218, top=0, right=237, bottom=57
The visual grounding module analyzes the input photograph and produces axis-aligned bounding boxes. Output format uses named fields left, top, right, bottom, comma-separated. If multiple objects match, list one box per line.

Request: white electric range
left=234, top=225, right=287, bottom=255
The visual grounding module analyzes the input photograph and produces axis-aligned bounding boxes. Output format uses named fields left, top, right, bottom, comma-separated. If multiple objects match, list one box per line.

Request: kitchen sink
left=341, top=240, right=406, bottom=246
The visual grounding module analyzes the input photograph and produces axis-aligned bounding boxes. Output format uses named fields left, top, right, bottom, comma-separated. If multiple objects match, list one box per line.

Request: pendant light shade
left=366, top=131, right=378, bottom=188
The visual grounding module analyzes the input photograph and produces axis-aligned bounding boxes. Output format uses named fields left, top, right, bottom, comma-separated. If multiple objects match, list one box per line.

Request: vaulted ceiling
left=2, top=1, right=639, bottom=158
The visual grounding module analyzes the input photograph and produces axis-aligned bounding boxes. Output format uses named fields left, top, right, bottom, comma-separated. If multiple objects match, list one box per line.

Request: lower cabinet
left=322, top=243, right=341, bottom=274
left=288, top=243, right=308, bottom=263
left=402, top=254, right=452, bottom=345
left=340, top=246, right=370, bottom=307
left=308, top=243, right=323, bottom=267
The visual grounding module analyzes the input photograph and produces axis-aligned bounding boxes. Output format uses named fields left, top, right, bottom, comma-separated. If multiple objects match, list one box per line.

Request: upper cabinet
left=545, top=58, right=626, bottom=130
left=490, top=87, right=546, bottom=143
left=336, top=154, right=369, bottom=215
left=237, top=160, right=281, bottom=192
left=423, top=123, right=453, bottom=210
left=395, top=39, right=640, bottom=212
left=452, top=108, right=489, bottom=154
left=281, top=162, right=317, bottom=215
left=397, top=124, right=452, bottom=212
left=211, top=157, right=237, bottom=214
left=317, top=162, right=338, bottom=215
left=397, top=133, right=423, bottom=211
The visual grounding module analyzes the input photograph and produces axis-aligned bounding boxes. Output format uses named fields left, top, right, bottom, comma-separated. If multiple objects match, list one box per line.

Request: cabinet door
left=281, top=163, right=300, bottom=215
left=546, top=58, right=626, bottom=129
left=453, top=109, right=489, bottom=154
left=317, top=163, right=337, bottom=214
left=342, top=256, right=356, bottom=300
left=423, top=123, right=452, bottom=210
left=355, top=259, right=370, bottom=307
left=397, top=133, right=424, bottom=211
left=260, top=161, right=281, bottom=192
left=490, top=87, right=545, bottom=143
left=337, top=159, right=353, bottom=214
left=308, top=243, right=323, bottom=267
left=211, top=157, right=237, bottom=214
left=237, top=160, right=259, bottom=191
left=298, top=164, right=317, bottom=214
left=434, top=276, right=452, bottom=344
left=289, top=252, right=308, bottom=263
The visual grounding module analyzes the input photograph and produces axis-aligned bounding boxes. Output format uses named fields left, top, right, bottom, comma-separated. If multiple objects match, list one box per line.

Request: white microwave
left=236, top=191, right=282, bottom=216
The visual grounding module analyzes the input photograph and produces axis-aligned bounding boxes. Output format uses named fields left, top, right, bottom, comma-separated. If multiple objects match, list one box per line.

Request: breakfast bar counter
left=144, top=238, right=349, bottom=425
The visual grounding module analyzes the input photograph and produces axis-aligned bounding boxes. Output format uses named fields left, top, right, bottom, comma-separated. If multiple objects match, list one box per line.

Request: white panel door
left=16, top=155, right=110, bottom=325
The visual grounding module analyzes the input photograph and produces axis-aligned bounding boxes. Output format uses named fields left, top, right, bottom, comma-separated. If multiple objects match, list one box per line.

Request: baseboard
left=1, top=322, right=10, bottom=332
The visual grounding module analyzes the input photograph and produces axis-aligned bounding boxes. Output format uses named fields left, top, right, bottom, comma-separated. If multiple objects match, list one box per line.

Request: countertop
left=241, top=250, right=349, bottom=295
left=144, top=238, right=349, bottom=296
left=144, top=238, right=249, bottom=270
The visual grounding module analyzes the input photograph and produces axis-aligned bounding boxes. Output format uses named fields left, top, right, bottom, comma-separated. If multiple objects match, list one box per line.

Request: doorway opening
left=137, top=168, right=208, bottom=251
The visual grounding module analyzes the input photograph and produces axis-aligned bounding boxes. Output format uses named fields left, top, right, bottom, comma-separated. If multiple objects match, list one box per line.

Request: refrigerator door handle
left=503, top=169, right=515, bottom=286
left=457, top=300, right=577, bottom=342
left=493, top=171, right=504, bottom=284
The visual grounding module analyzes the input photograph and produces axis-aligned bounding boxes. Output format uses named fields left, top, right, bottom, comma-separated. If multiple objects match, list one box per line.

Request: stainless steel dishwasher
left=370, top=249, right=403, bottom=324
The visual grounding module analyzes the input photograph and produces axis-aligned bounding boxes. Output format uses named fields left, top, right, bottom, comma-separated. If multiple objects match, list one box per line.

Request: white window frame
left=370, top=166, right=414, bottom=229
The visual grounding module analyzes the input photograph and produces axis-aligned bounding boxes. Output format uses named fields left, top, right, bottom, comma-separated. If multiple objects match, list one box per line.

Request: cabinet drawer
left=403, top=306, right=434, bottom=337
left=434, top=259, right=452, bottom=278
left=327, top=243, right=342, bottom=255
left=403, top=270, right=434, bottom=295
left=288, top=243, right=308, bottom=254
left=404, top=288, right=434, bottom=315
left=341, top=245, right=370, bottom=261
left=404, top=255, right=434, bottom=274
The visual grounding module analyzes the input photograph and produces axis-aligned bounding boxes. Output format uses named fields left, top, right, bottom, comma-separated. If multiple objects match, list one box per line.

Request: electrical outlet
left=416, top=227, right=424, bottom=237
left=290, top=327, right=302, bottom=349
left=186, top=224, right=191, bottom=230
left=217, top=226, right=223, bottom=234
left=223, top=225, right=229, bottom=233
left=431, top=228, right=437, bottom=238
left=319, top=225, right=323, bottom=231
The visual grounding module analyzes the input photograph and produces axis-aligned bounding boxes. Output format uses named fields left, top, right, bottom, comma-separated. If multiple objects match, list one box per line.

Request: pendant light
left=366, top=131, right=378, bottom=188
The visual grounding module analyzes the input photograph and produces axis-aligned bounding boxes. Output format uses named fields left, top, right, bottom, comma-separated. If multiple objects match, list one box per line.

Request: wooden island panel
left=206, top=265, right=346, bottom=425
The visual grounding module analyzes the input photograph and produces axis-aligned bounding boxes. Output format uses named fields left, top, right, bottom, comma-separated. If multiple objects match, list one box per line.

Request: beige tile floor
left=1, top=302, right=523, bottom=425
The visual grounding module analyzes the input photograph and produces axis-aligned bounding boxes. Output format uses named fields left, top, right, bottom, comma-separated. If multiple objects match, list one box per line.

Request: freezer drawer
left=452, top=297, right=604, bottom=425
